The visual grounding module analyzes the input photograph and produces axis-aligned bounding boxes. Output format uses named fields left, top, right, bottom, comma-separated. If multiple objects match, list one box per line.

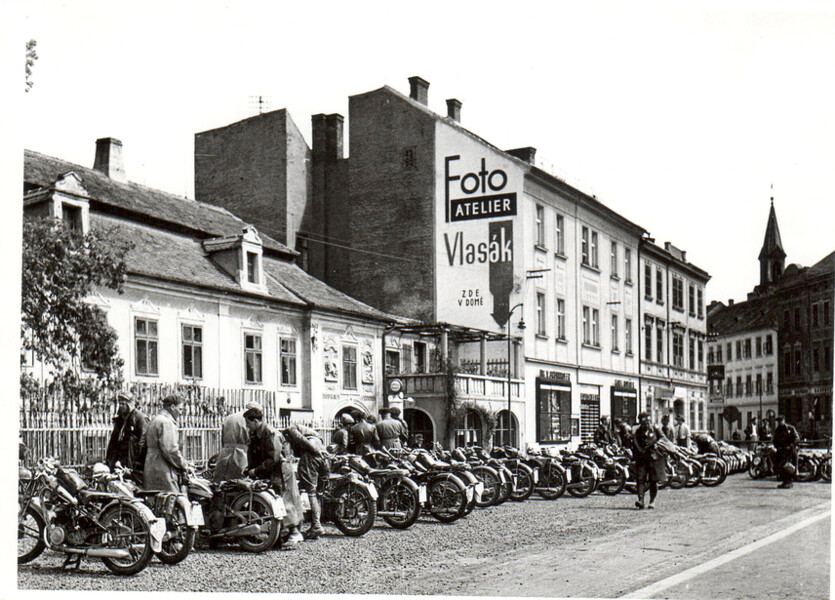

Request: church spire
left=758, top=196, right=786, bottom=289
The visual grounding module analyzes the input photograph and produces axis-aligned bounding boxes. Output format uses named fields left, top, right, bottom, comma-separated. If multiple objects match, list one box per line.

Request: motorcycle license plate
left=300, top=494, right=311, bottom=512
left=565, top=469, right=572, bottom=483
left=150, top=518, right=166, bottom=544
left=367, top=483, right=379, bottom=501
left=465, top=486, right=474, bottom=502
left=418, top=485, right=427, bottom=504
left=512, top=475, right=518, bottom=488
left=475, top=482, right=484, bottom=500
left=270, top=496, right=287, bottom=519
left=533, top=468, right=539, bottom=484
left=190, top=503, right=205, bottom=527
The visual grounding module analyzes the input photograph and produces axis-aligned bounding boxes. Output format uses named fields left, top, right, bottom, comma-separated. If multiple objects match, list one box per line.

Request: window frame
left=535, top=204, right=545, bottom=247
left=135, top=317, right=159, bottom=377
left=342, top=344, right=358, bottom=390
left=610, top=241, right=618, bottom=277
left=536, top=291, right=546, bottom=336
left=611, top=313, right=619, bottom=351
left=279, top=336, right=297, bottom=386
left=555, top=213, right=565, bottom=255
left=556, top=297, right=566, bottom=340
left=244, top=332, right=263, bottom=385
left=182, top=324, right=203, bottom=380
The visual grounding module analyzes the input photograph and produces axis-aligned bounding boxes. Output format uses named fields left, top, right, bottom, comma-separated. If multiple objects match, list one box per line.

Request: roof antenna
left=248, top=95, right=272, bottom=115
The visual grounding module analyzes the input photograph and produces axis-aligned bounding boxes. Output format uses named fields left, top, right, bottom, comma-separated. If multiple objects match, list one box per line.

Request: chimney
left=93, top=137, right=126, bottom=181
left=311, top=113, right=344, bottom=161
left=446, top=98, right=462, bottom=122
left=506, top=147, right=537, bottom=165
left=728, top=299, right=735, bottom=306
left=408, top=76, right=429, bottom=106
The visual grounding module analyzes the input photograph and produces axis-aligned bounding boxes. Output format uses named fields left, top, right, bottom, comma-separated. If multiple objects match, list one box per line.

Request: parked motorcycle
left=576, top=443, right=628, bottom=495
left=320, top=455, right=379, bottom=536
left=401, top=449, right=471, bottom=523
left=18, top=457, right=164, bottom=575
left=349, top=451, right=421, bottom=529
left=524, top=446, right=568, bottom=499
left=748, top=444, right=776, bottom=479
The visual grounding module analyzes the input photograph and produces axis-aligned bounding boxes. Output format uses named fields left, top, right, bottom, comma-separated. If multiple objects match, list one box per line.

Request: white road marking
left=621, top=501, right=831, bottom=599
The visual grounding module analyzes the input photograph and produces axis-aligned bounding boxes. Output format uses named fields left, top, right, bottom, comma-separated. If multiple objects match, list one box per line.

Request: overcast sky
left=7, top=1, right=835, bottom=305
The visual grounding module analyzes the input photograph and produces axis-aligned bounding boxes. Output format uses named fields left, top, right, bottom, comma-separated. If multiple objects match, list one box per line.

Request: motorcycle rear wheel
left=701, top=459, right=727, bottom=487
left=428, top=477, right=466, bottom=523
left=331, top=483, right=376, bottom=536
left=156, top=504, right=195, bottom=564
left=470, top=466, right=501, bottom=507
left=536, top=467, right=566, bottom=500
left=18, top=505, right=45, bottom=564
left=794, top=456, right=818, bottom=483
left=598, top=465, right=627, bottom=496
left=509, top=464, right=534, bottom=502
left=99, top=503, right=154, bottom=575
left=381, top=481, right=420, bottom=529
left=566, top=464, right=596, bottom=498
left=685, top=460, right=703, bottom=487
left=748, top=462, right=767, bottom=480
left=231, top=494, right=280, bottom=552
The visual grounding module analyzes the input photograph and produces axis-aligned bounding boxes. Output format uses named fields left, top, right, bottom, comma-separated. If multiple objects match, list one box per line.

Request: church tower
left=757, top=199, right=786, bottom=293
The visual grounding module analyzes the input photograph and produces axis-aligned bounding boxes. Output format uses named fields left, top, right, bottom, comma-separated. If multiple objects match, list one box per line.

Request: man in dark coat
left=105, top=391, right=147, bottom=470
left=349, top=410, right=380, bottom=455
left=632, top=412, right=667, bottom=509
left=693, top=431, right=720, bottom=455
left=773, top=415, right=800, bottom=489
left=376, top=408, right=404, bottom=449
left=331, top=413, right=354, bottom=455
left=593, top=416, right=614, bottom=446
left=614, top=419, right=633, bottom=449
left=660, top=414, right=675, bottom=442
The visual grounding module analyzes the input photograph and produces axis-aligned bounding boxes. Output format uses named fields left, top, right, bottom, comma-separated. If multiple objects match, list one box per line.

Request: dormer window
left=203, top=225, right=266, bottom=294
left=246, top=251, right=259, bottom=284
left=62, top=203, right=83, bottom=234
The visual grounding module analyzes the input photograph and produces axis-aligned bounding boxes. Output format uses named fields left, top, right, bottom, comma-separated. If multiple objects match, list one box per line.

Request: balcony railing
left=396, top=372, right=523, bottom=402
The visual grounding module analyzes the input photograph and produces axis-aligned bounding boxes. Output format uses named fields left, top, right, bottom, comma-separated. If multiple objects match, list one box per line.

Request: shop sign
left=445, top=156, right=516, bottom=222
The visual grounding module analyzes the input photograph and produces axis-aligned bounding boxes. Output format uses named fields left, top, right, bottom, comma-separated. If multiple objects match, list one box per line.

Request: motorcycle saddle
left=77, top=488, right=120, bottom=503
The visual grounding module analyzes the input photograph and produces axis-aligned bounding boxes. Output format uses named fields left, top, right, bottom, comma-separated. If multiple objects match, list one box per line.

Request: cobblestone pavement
left=18, top=473, right=831, bottom=597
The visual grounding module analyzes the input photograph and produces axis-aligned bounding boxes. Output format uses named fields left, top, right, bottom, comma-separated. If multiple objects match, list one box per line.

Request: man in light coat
left=143, top=394, right=188, bottom=493
left=213, top=400, right=251, bottom=482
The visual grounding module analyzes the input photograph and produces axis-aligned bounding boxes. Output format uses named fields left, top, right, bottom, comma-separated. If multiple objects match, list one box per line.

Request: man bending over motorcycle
left=285, top=423, right=330, bottom=540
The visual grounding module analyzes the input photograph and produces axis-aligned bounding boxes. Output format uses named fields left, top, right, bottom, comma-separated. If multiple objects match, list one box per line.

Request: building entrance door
left=404, top=408, right=433, bottom=449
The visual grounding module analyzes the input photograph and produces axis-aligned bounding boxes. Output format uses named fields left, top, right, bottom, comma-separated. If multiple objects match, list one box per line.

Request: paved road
left=18, top=473, right=831, bottom=598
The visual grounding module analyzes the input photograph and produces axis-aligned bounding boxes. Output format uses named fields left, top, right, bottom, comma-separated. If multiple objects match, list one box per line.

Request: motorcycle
left=748, top=444, right=776, bottom=479
left=576, top=443, right=628, bottom=495
left=18, top=457, right=164, bottom=575
left=400, top=449, right=471, bottom=523
left=525, top=446, right=568, bottom=500
left=320, top=455, right=379, bottom=536
left=186, top=470, right=283, bottom=552
left=89, top=463, right=201, bottom=564
left=488, top=446, right=536, bottom=502
left=349, top=451, right=421, bottom=529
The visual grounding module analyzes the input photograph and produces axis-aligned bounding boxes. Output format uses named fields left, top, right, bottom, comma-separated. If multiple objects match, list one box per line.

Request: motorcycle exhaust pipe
left=376, top=511, right=407, bottom=518
left=214, top=523, right=262, bottom=538
left=63, top=547, right=131, bottom=559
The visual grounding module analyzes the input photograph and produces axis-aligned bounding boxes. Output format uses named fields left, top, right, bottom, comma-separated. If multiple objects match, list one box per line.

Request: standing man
left=674, top=415, right=691, bottom=449
left=632, top=412, right=667, bottom=509
left=144, top=394, right=188, bottom=493
left=660, top=414, right=675, bottom=442
left=376, top=408, right=404, bottom=449
left=593, top=416, right=614, bottom=446
left=773, top=415, right=800, bottom=489
left=746, top=418, right=759, bottom=444
left=389, top=406, right=409, bottom=447
left=614, top=419, right=633, bottom=449
left=331, top=413, right=355, bottom=455
left=350, top=410, right=380, bottom=455
left=213, top=399, right=250, bottom=482
left=105, top=391, right=147, bottom=470
left=284, top=423, right=329, bottom=540
left=243, top=405, right=304, bottom=549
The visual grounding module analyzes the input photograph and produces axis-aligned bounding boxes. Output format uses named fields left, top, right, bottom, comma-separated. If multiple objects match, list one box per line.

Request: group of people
left=331, top=406, right=409, bottom=455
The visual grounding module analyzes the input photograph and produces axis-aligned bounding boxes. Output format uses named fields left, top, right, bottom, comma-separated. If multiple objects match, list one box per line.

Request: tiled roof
left=24, top=149, right=295, bottom=257
left=707, top=296, right=778, bottom=336
left=804, top=251, right=835, bottom=280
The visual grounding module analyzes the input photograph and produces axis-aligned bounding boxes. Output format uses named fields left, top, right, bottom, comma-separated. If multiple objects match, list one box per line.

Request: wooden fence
left=20, top=384, right=337, bottom=468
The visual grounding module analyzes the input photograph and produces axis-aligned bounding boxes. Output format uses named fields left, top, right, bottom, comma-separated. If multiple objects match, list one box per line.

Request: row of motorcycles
left=748, top=445, right=832, bottom=482
left=18, top=437, right=792, bottom=575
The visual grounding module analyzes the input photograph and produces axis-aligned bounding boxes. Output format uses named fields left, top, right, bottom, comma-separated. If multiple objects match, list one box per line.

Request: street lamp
left=507, top=303, right=525, bottom=446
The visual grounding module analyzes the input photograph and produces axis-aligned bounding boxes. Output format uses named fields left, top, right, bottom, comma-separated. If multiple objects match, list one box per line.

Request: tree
left=25, top=39, right=37, bottom=93
left=21, top=218, right=132, bottom=405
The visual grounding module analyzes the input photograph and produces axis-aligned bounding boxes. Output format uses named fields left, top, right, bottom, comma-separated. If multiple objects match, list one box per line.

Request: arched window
left=494, top=410, right=519, bottom=448
left=404, top=408, right=434, bottom=449
left=455, top=409, right=483, bottom=448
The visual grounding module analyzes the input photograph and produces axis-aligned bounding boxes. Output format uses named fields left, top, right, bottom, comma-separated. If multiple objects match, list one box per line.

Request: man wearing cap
left=674, top=415, right=691, bottom=449
left=214, top=400, right=251, bottom=482
left=376, top=408, right=404, bottom=450
left=284, top=423, right=329, bottom=540
left=349, top=410, right=380, bottom=455
left=390, top=406, right=409, bottom=446
left=331, top=413, right=355, bottom=455
left=144, top=394, right=188, bottom=493
left=593, top=415, right=614, bottom=446
left=773, top=415, right=800, bottom=489
left=614, top=419, right=633, bottom=449
left=632, top=411, right=667, bottom=509
left=105, top=391, right=147, bottom=471
left=660, top=414, right=675, bottom=442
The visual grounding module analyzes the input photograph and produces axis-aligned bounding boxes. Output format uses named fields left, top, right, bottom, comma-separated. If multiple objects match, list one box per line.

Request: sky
left=4, top=0, right=835, bottom=306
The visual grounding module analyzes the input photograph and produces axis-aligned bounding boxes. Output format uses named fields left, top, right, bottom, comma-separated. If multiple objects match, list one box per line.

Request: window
left=745, top=375, right=752, bottom=396
left=611, top=314, right=619, bottom=351
left=401, top=344, right=413, bottom=374
left=342, top=345, right=357, bottom=389
left=726, top=378, right=733, bottom=397
left=689, top=336, right=695, bottom=370
left=135, top=318, right=159, bottom=376
left=813, top=348, right=820, bottom=372
left=673, top=333, right=683, bottom=368
left=756, top=373, right=763, bottom=395
left=657, top=325, right=664, bottom=363
left=697, top=289, right=704, bottom=318
left=280, top=338, right=297, bottom=385
left=644, top=264, right=653, bottom=299
left=813, top=304, right=819, bottom=327
left=414, top=341, right=427, bottom=373
left=402, top=147, right=416, bottom=170
left=708, top=346, right=714, bottom=364
left=535, top=205, right=545, bottom=247
left=610, top=242, right=618, bottom=277
left=625, top=319, right=633, bottom=354
left=756, top=336, right=762, bottom=357
left=784, top=348, right=792, bottom=377
left=765, top=334, right=773, bottom=355
left=645, top=323, right=653, bottom=361
left=244, top=333, right=262, bottom=384
left=656, top=268, right=663, bottom=302
left=698, top=340, right=704, bottom=370
left=794, top=308, right=800, bottom=329
left=246, top=251, right=259, bottom=284
left=537, top=384, right=572, bottom=442
left=672, top=277, right=684, bottom=311
left=182, top=325, right=203, bottom=379
left=592, top=309, right=600, bottom=346
left=825, top=346, right=832, bottom=372
left=794, top=348, right=802, bottom=375
left=825, top=301, right=831, bottom=326
left=556, top=298, right=566, bottom=340
left=766, top=371, right=774, bottom=393
left=583, top=306, right=591, bottom=344
left=624, top=248, right=632, bottom=283
left=62, top=203, right=83, bottom=234
left=735, top=376, right=743, bottom=397
left=717, top=344, right=723, bottom=363
left=385, top=350, right=401, bottom=375
left=581, top=227, right=590, bottom=266
left=726, top=342, right=732, bottom=362
left=688, top=284, right=695, bottom=316
left=555, top=214, right=565, bottom=255
left=744, top=338, right=752, bottom=359
left=536, top=292, right=546, bottom=335
left=736, top=340, right=742, bottom=361
left=591, top=231, right=598, bottom=267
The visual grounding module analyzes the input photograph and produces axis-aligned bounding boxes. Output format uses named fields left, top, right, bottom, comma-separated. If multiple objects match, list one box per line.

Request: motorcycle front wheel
left=427, top=477, right=466, bottom=523
left=667, top=461, right=690, bottom=490
left=331, top=483, right=376, bottom=536
left=794, top=456, right=819, bottom=483
left=685, top=460, right=703, bottom=487
left=701, top=459, right=728, bottom=487
left=536, top=466, right=566, bottom=500
left=381, top=481, right=420, bottom=529
left=231, top=494, right=280, bottom=552
left=156, top=503, right=195, bottom=564
left=509, top=464, right=535, bottom=502
left=99, top=503, right=154, bottom=575
left=18, top=505, right=45, bottom=564
left=598, top=464, right=627, bottom=496
left=566, top=464, right=596, bottom=498
left=470, top=466, right=501, bottom=507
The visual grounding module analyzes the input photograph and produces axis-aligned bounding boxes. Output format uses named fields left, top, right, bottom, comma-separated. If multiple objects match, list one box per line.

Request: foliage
left=25, top=39, right=37, bottom=93
left=21, top=218, right=132, bottom=404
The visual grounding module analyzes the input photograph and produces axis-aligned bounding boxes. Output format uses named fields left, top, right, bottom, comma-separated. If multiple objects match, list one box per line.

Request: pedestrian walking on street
left=284, top=423, right=329, bottom=540
left=773, top=415, right=800, bottom=489
left=105, top=391, right=147, bottom=471
left=376, top=408, right=404, bottom=449
left=143, top=394, right=188, bottom=493
left=660, top=414, right=675, bottom=442
left=593, top=416, right=614, bottom=446
left=674, top=415, right=691, bottom=448
left=389, top=406, right=409, bottom=446
left=632, top=411, right=667, bottom=509
left=350, top=410, right=380, bottom=455
left=213, top=400, right=250, bottom=482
